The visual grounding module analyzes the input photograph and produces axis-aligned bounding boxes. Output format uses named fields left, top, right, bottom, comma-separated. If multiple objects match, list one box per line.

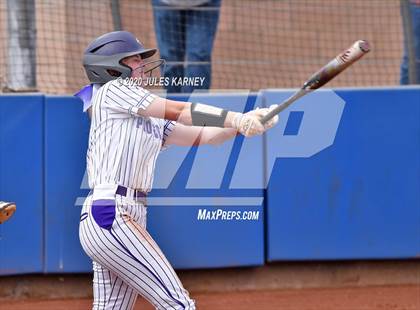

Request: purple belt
left=116, top=185, right=147, bottom=199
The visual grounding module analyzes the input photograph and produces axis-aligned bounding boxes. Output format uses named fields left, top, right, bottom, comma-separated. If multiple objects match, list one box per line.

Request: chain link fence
left=0, top=0, right=417, bottom=94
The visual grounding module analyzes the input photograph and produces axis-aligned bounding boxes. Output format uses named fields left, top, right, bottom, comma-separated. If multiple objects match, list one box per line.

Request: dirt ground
left=2, top=285, right=419, bottom=310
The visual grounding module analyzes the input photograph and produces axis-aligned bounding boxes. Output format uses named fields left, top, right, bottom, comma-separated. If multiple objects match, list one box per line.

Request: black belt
left=116, top=185, right=147, bottom=199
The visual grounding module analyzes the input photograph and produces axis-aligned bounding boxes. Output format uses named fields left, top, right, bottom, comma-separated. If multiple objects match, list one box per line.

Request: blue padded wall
left=0, top=95, right=44, bottom=274
left=43, top=96, right=91, bottom=272
left=265, top=87, right=420, bottom=260
left=1, top=87, right=418, bottom=275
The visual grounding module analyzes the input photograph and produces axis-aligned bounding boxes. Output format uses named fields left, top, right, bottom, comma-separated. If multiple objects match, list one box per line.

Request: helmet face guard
left=131, top=59, right=166, bottom=79
left=83, top=31, right=159, bottom=84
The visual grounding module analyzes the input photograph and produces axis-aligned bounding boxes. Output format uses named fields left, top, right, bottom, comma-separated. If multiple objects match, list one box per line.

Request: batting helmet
left=83, top=31, right=157, bottom=83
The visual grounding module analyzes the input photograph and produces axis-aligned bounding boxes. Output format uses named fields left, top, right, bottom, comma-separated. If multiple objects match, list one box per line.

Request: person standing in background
left=400, top=0, right=420, bottom=84
left=152, top=0, right=221, bottom=93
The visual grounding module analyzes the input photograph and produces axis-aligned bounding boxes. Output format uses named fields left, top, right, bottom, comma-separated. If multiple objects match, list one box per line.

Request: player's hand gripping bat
left=260, top=40, right=371, bottom=124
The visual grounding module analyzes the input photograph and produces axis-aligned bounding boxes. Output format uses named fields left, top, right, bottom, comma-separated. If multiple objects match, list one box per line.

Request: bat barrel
left=260, top=40, right=371, bottom=125
left=358, top=40, right=371, bottom=53
left=303, top=40, right=371, bottom=90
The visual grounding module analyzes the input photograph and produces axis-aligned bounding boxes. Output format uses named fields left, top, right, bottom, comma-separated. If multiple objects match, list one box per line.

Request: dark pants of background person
left=401, top=1, right=420, bottom=84
left=152, top=0, right=221, bottom=93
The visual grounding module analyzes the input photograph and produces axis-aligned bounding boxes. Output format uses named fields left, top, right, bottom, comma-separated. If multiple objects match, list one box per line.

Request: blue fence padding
left=149, top=93, right=265, bottom=268
left=43, top=96, right=91, bottom=272
left=0, top=95, right=44, bottom=274
left=0, top=87, right=418, bottom=275
left=266, top=87, right=420, bottom=260
left=147, top=205, right=264, bottom=269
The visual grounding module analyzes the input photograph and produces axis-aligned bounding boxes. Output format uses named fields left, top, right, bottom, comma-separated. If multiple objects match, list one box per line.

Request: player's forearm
left=175, top=102, right=239, bottom=129
left=143, top=97, right=240, bottom=128
left=143, top=97, right=271, bottom=138
left=199, top=127, right=238, bottom=145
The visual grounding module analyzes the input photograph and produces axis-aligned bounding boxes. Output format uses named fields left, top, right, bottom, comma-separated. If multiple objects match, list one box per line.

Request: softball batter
left=78, top=31, right=278, bottom=310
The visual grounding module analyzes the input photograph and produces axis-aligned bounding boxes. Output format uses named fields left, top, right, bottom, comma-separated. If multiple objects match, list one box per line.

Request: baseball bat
left=261, top=40, right=371, bottom=124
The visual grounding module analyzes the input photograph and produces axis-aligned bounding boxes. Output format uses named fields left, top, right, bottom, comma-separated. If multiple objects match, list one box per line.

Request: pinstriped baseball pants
left=79, top=192, right=195, bottom=310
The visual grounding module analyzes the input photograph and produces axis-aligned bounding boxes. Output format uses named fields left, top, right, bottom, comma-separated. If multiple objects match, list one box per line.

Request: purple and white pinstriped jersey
left=86, top=79, right=175, bottom=192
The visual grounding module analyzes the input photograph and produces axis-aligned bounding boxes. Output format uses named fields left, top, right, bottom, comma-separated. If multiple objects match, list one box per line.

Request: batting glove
left=250, top=105, right=279, bottom=130
left=232, top=105, right=279, bottom=137
left=231, top=111, right=265, bottom=137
